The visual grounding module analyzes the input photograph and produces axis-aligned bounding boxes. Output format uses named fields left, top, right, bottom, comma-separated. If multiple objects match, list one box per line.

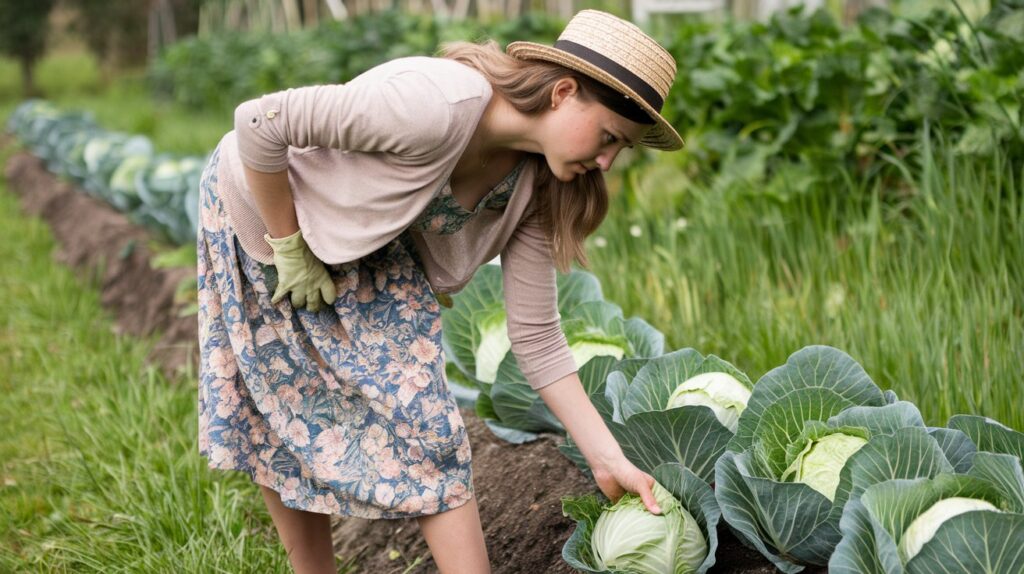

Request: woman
left=197, top=9, right=684, bottom=574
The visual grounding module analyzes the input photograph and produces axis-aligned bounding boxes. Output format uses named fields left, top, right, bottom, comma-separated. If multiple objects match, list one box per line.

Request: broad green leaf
left=968, top=452, right=1024, bottom=513
left=441, top=265, right=503, bottom=386
left=905, top=512, right=1024, bottom=574
left=731, top=346, right=885, bottom=454
left=832, top=427, right=958, bottom=524
left=560, top=494, right=603, bottom=573
left=609, top=407, right=732, bottom=484
left=490, top=381, right=562, bottom=435
left=927, top=427, right=976, bottom=474
left=829, top=497, right=899, bottom=574
left=482, top=418, right=538, bottom=444
left=715, top=450, right=838, bottom=572
left=474, top=388, right=497, bottom=420
left=752, top=387, right=857, bottom=479
left=555, top=269, right=605, bottom=316
left=560, top=464, right=721, bottom=574
left=652, top=463, right=721, bottom=574
left=623, top=317, right=665, bottom=359
left=948, top=414, right=1024, bottom=461
left=859, top=474, right=1008, bottom=557
left=828, top=401, right=926, bottom=436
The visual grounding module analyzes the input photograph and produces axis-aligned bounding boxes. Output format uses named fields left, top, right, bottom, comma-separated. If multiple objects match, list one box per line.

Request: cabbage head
left=666, top=372, right=751, bottom=433
left=473, top=308, right=510, bottom=384
left=591, top=481, right=706, bottom=574
left=781, top=430, right=868, bottom=501
left=898, top=496, right=1000, bottom=563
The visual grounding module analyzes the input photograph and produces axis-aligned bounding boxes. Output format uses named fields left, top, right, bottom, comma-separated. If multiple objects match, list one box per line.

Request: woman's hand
left=591, top=455, right=662, bottom=515
left=534, top=374, right=664, bottom=515
left=264, top=229, right=336, bottom=312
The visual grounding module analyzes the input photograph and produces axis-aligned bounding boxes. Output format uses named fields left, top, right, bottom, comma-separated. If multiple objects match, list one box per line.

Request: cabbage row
left=5, top=100, right=205, bottom=245
left=441, top=270, right=1024, bottom=573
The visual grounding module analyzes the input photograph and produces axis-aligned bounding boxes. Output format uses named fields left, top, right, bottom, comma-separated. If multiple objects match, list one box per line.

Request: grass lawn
left=0, top=52, right=230, bottom=156
left=0, top=139, right=336, bottom=571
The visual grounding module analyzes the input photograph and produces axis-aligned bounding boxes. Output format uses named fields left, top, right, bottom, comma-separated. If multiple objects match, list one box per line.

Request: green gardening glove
left=264, top=229, right=336, bottom=312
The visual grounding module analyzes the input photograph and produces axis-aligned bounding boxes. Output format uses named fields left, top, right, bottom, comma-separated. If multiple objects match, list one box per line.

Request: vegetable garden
left=2, top=1, right=1022, bottom=572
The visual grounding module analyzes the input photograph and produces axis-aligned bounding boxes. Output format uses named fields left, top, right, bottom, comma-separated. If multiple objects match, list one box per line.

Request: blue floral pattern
left=197, top=146, right=474, bottom=518
left=411, top=159, right=525, bottom=235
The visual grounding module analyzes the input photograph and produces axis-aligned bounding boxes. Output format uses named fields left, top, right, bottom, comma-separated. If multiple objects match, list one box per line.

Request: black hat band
left=554, top=39, right=664, bottom=112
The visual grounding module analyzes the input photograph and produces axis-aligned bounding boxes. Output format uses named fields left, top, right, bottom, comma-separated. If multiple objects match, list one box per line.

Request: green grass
left=0, top=52, right=230, bottom=156
left=588, top=132, right=1023, bottom=431
left=0, top=139, right=349, bottom=571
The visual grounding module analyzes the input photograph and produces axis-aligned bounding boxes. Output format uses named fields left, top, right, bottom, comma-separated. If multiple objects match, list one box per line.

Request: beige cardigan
left=216, top=56, right=577, bottom=391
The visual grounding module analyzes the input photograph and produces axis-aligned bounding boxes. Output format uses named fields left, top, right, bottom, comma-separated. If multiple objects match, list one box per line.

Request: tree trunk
left=20, top=56, right=38, bottom=98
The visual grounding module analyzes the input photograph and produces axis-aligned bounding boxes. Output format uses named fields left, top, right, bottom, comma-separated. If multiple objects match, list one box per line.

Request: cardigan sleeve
left=500, top=210, right=578, bottom=391
left=233, top=70, right=453, bottom=173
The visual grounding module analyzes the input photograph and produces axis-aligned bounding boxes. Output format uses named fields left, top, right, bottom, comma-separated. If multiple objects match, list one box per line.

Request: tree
left=0, top=0, right=57, bottom=97
left=62, top=0, right=150, bottom=72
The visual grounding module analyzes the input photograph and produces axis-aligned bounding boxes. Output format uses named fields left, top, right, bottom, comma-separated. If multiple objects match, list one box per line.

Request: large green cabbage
left=666, top=372, right=751, bottom=433
left=715, top=346, right=984, bottom=573
left=591, top=481, right=706, bottom=574
left=781, top=429, right=868, bottom=501
left=562, top=464, right=720, bottom=574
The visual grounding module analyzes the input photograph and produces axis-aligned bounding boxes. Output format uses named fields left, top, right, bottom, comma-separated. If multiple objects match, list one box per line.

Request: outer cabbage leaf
left=440, top=265, right=504, bottom=390
left=948, top=414, right=1024, bottom=461
left=599, top=349, right=751, bottom=483
left=729, top=346, right=885, bottom=454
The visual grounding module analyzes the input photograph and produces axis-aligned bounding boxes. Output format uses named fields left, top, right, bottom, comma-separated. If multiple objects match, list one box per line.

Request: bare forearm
left=537, top=371, right=623, bottom=468
left=242, top=164, right=299, bottom=239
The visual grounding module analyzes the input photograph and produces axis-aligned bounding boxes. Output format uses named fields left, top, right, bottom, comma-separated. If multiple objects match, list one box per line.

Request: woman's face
left=540, top=80, right=652, bottom=182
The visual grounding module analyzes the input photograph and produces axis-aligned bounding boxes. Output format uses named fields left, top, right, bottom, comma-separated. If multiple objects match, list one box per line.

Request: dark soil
left=5, top=149, right=828, bottom=574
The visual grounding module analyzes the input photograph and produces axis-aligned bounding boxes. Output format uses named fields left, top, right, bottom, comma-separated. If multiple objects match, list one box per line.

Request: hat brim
left=507, top=41, right=684, bottom=151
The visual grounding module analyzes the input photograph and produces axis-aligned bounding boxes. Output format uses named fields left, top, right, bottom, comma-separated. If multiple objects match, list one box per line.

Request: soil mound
left=5, top=150, right=820, bottom=573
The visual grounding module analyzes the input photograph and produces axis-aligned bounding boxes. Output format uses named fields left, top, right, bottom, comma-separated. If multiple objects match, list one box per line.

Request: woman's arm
left=242, top=164, right=299, bottom=239
left=538, top=371, right=661, bottom=513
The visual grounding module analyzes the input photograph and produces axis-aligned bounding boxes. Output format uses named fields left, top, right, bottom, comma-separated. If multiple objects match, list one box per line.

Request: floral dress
left=197, top=145, right=524, bottom=518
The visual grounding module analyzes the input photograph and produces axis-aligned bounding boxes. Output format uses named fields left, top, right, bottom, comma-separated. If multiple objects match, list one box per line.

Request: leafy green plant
left=148, top=11, right=565, bottom=111
left=6, top=99, right=206, bottom=245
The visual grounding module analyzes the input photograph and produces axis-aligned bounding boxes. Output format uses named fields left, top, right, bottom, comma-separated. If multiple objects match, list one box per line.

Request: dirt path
left=5, top=150, right=820, bottom=573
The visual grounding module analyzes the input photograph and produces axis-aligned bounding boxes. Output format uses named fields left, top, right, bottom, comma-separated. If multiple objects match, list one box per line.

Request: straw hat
left=507, top=9, right=683, bottom=151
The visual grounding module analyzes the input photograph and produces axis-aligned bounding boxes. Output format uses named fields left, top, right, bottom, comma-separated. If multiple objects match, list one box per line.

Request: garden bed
left=4, top=149, right=821, bottom=573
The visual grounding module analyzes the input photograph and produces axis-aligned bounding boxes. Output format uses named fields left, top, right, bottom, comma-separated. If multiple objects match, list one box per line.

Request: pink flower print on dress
left=285, top=418, right=311, bottom=448
left=408, top=458, right=442, bottom=491
left=268, top=355, right=294, bottom=375
left=276, top=385, right=303, bottom=413
left=378, top=452, right=403, bottom=480
left=374, top=483, right=396, bottom=506
left=255, top=324, right=277, bottom=347
left=406, top=443, right=425, bottom=462
left=209, top=444, right=233, bottom=467
left=314, top=493, right=342, bottom=514
left=396, top=493, right=424, bottom=514
left=209, top=347, right=238, bottom=378
left=409, top=336, right=439, bottom=364
left=444, top=482, right=469, bottom=507
left=420, top=489, right=441, bottom=515
left=280, top=476, right=301, bottom=502
left=360, top=424, right=389, bottom=456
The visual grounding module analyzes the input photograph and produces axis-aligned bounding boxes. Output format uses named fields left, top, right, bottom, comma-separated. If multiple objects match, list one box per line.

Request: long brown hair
left=440, top=39, right=641, bottom=273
